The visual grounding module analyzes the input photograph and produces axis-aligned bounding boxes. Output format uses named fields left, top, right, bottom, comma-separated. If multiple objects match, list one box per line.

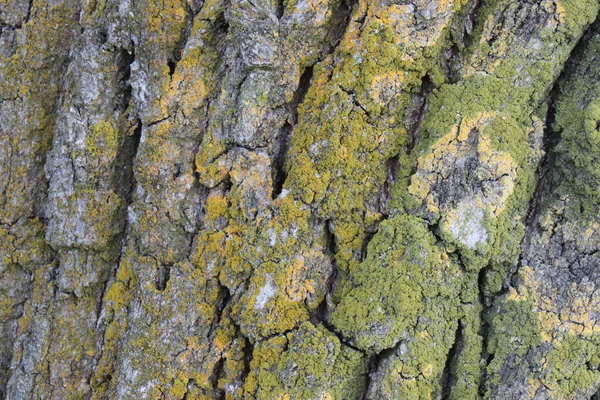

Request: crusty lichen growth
left=0, top=0, right=82, bottom=395
left=208, top=0, right=475, bottom=349
left=330, top=0, right=600, bottom=396
left=5, top=0, right=600, bottom=398
left=330, top=214, right=463, bottom=398
left=483, top=30, right=600, bottom=399
left=285, top=0, right=469, bottom=275
left=330, top=214, right=462, bottom=355
left=243, top=322, right=367, bottom=399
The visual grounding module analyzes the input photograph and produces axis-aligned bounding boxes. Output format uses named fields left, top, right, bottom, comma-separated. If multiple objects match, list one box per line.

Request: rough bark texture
left=2, top=0, right=600, bottom=398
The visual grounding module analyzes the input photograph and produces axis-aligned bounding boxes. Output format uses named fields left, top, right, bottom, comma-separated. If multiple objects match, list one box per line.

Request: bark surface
left=2, top=0, right=600, bottom=398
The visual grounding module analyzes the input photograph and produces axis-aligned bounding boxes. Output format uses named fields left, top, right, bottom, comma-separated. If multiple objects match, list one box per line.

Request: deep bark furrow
left=441, top=321, right=463, bottom=400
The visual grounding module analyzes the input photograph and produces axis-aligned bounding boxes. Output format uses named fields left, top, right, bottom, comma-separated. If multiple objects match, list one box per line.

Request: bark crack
left=272, top=65, right=314, bottom=199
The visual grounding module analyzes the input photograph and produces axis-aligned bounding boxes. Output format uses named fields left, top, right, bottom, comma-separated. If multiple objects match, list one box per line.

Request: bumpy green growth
left=86, top=119, right=119, bottom=164
left=243, top=322, right=367, bottom=399
left=7, top=0, right=600, bottom=397
left=285, top=0, right=469, bottom=277
left=331, top=214, right=466, bottom=398
left=483, top=284, right=542, bottom=396
left=543, top=335, right=600, bottom=398
left=332, top=0, right=600, bottom=397
left=394, top=0, right=599, bottom=283
left=331, top=214, right=461, bottom=354
left=483, top=32, right=600, bottom=399
left=447, top=306, right=483, bottom=400
left=552, top=36, right=600, bottom=214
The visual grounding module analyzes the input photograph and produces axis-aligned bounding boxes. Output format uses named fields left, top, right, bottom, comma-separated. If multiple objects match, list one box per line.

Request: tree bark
left=2, top=0, right=600, bottom=398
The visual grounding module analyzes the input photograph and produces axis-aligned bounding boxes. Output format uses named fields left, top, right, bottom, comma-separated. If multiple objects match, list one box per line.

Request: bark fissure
left=155, top=264, right=172, bottom=291
left=363, top=72, right=434, bottom=262
left=276, top=0, right=285, bottom=20
left=88, top=38, right=145, bottom=391
left=408, top=73, right=434, bottom=152
left=441, top=321, right=463, bottom=400
left=326, top=0, right=355, bottom=56
left=311, top=220, right=337, bottom=323
left=272, top=65, right=314, bottom=199
left=169, top=1, right=204, bottom=77
left=360, top=344, right=400, bottom=400
left=115, top=48, right=135, bottom=112
left=477, top=266, right=493, bottom=397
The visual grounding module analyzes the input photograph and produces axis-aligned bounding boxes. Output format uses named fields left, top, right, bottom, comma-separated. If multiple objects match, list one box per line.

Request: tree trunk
left=2, top=0, right=600, bottom=398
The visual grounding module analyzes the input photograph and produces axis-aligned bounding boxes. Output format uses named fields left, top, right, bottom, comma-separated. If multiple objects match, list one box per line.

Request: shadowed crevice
left=276, top=0, right=285, bottom=19
left=155, top=264, right=172, bottom=291
left=360, top=72, right=434, bottom=262
left=167, top=1, right=209, bottom=78
left=359, top=344, right=399, bottom=400
left=271, top=122, right=292, bottom=199
left=477, top=266, right=494, bottom=397
left=310, top=219, right=338, bottom=325
left=271, top=65, right=314, bottom=199
left=325, top=0, right=355, bottom=56
left=441, top=321, right=463, bottom=400
left=113, top=119, right=142, bottom=203
left=114, top=48, right=135, bottom=112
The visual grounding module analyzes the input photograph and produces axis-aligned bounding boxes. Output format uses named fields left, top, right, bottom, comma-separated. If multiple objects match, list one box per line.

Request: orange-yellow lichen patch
left=506, top=286, right=526, bottom=302
left=169, top=68, right=209, bottom=117
left=554, top=0, right=568, bottom=24
left=285, top=257, right=316, bottom=302
left=514, top=263, right=600, bottom=345
left=374, top=1, right=456, bottom=52
left=370, top=72, right=406, bottom=105
left=282, top=249, right=330, bottom=309
left=528, top=378, right=543, bottom=398
left=206, top=192, right=229, bottom=223
left=437, top=0, right=454, bottom=13
left=421, top=364, right=434, bottom=378
left=290, top=0, right=331, bottom=25
left=317, top=392, right=335, bottom=400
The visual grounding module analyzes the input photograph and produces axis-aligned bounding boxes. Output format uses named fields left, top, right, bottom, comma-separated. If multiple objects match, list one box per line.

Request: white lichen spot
left=118, top=0, right=131, bottom=16
left=129, top=61, right=150, bottom=108
left=225, top=383, right=240, bottom=395
left=267, top=227, right=277, bottom=246
left=448, top=200, right=488, bottom=249
left=255, top=274, right=277, bottom=310
left=206, top=260, right=215, bottom=274
left=410, top=113, right=519, bottom=241
left=127, top=206, right=138, bottom=226
left=278, top=188, right=290, bottom=199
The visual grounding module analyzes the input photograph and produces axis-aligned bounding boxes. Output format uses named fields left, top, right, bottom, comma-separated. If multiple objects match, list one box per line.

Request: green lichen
left=483, top=29, right=600, bottom=399
left=552, top=35, right=600, bottom=216
left=483, top=287, right=542, bottom=397
left=330, top=214, right=461, bottom=355
left=284, top=0, right=470, bottom=276
left=85, top=119, right=119, bottom=164
left=243, top=322, right=367, bottom=399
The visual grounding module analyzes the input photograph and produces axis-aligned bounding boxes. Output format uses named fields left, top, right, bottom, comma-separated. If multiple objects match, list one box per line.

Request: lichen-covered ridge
left=2, top=0, right=600, bottom=399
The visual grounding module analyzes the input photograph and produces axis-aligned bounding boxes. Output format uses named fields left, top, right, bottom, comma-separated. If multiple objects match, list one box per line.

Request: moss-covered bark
left=2, top=0, right=600, bottom=399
